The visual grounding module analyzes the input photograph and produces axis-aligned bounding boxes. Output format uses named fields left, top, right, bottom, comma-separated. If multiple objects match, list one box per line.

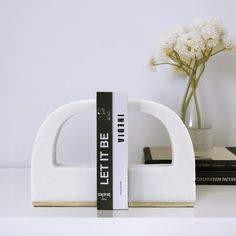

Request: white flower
left=194, top=18, right=225, bottom=48
left=200, top=25, right=220, bottom=47
left=148, top=57, right=157, bottom=71
left=159, top=26, right=185, bottom=57
left=175, top=30, right=205, bottom=59
left=149, top=18, right=234, bottom=73
left=222, top=35, right=234, bottom=50
left=194, top=18, right=225, bottom=36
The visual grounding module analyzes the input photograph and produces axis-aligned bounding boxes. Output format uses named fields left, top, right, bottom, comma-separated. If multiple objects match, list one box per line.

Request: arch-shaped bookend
left=31, top=100, right=195, bottom=207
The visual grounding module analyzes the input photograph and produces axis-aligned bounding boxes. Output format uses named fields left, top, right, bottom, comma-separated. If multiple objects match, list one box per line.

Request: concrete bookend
left=31, top=100, right=196, bottom=207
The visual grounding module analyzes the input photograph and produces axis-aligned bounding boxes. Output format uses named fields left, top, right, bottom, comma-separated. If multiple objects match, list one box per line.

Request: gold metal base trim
left=33, top=201, right=195, bottom=207
left=128, top=202, right=195, bottom=207
left=32, top=201, right=96, bottom=207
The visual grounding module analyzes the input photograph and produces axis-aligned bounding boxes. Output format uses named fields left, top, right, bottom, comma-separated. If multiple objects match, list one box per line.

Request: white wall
left=1, top=0, right=236, bottom=167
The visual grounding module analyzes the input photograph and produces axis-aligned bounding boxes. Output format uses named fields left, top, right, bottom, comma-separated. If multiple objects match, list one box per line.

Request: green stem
left=189, top=58, right=193, bottom=67
left=192, top=79, right=201, bottom=128
left=180, top=77, right=192, bottom=123
left=210, top=47, right=226, bottom=57
left=153, top=62, right=179, bottom=67
left=173, top=50, right=194, bottom=71
left=184, top=64, right=205, bottom=108
left=155, top=46, right=220, bottom=129
left=170, top=54, right=194, bottom=73
left=181, top=74, right=195, bottom=125
left=181, top=64, right=206, bottom=128
left=180, top=47, right=210, bottom=122
left=181, top=59, right=198, bottom=123
left=154, top=62, right=191, bottom=76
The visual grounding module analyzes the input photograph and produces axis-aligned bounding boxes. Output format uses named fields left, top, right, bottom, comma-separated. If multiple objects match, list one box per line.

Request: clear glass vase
left=181, top=76, right=213, bottom=159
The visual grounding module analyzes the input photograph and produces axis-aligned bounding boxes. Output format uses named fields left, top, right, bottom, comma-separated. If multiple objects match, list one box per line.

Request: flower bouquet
left=150, top=19, right=234, bottom=156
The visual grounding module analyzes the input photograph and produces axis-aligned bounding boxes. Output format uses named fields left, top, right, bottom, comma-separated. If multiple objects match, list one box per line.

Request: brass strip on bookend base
left=33, top=201, right=194, bottom=207
left=32, top=201, right=96, bottom=207
left=129, top=202, right=195, bottom=208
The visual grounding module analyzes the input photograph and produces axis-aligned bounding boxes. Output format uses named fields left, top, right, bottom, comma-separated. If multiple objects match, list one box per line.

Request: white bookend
left=112, top=92, right=128, bottom=209
left=31, top=99, right=195, bottom=207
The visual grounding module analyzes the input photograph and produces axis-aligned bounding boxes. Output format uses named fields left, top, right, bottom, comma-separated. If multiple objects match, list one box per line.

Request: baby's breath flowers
left=150, top=18, right=234, bottom=128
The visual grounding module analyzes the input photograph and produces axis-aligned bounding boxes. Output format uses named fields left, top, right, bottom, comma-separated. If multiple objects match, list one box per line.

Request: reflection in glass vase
left=181, top=77, right=213, bottom=159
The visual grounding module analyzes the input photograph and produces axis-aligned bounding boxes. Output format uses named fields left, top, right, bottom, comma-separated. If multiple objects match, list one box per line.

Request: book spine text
left=97, top=92, right=113, bottom=209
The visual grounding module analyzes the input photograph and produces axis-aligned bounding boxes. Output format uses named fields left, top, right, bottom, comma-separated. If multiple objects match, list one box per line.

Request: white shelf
left=1, top=168, right=236, bottom=235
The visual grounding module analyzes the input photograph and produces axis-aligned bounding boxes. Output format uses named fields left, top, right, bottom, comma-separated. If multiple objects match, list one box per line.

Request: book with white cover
left=112, top=92, right=128, bottom=209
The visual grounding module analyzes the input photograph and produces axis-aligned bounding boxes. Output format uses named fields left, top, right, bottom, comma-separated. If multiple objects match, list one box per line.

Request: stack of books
left=144, top=146, right=236, bottom=185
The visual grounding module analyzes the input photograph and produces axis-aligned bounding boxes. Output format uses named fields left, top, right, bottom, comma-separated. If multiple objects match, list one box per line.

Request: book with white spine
left=112, top=92, right=128, bottom=209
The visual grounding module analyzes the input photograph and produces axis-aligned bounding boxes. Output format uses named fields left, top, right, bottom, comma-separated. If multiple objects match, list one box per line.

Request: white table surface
left=1, top=168, right=236, bottom=235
